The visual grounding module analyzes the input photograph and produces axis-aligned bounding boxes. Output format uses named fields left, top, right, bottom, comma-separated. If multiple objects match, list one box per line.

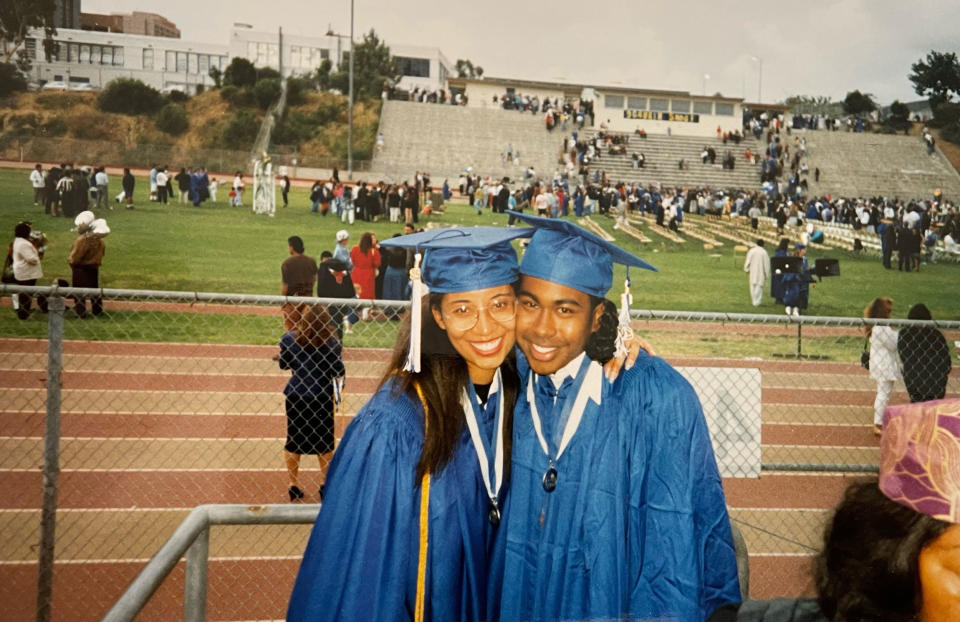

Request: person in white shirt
left=94, top=168, right=109, bottom=210
left=155, top=168, right=169, bottom=204
left=29, top=164, right=45, bottom=206
left=232, top=173, right=244, bottom=207
left=11, top=222, right=46, bottom=320
left=208, top=178, right=218, bottom=203
left=743, top=239, right=771, bottom=306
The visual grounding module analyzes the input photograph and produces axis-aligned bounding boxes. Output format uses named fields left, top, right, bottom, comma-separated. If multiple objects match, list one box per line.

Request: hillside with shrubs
left=0, top=57, right=380, bottom=170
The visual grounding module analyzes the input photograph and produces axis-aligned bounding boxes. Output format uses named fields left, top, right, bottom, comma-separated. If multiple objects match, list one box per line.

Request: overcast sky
left=85, top=0, right=959, bottom=105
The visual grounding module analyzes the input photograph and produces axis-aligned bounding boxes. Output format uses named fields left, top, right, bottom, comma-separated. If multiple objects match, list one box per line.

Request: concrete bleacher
left=371, top=100, right=562, bottom=182
left=581, top=130, right=764, bottom=190
left=799, top=130, right=960, bottom=199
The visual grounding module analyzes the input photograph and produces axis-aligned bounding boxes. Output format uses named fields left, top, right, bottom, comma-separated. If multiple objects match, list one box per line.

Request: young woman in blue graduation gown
left=287, top=237, right=521, bottom=622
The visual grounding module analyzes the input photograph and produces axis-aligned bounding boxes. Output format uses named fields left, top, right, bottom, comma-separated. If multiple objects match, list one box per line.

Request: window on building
left=24, top=38, right=37, bottom=62
left=715, top=102, right=734, bottom=116
left=188, top=53, right=198, bottom=74
left=198, top=54, right=209, bottom=73
left=66, top=43, right=78, bottom=63
left=165, top=51, right=175, bottom=71
left=627, top=96, right=647, bottom=110
left=693, top=101, right=713, bottom=115
left=101, top=46, right=112, bottom=65
left=671, top=99, right=691, bottom=113
left=396, top=56, right=430, bottom=78
left=113, top=46, right=123, bottom=66
left=143, top=49, right=154, bottom=70
left=320, top=48, right=329, bottom=60
left=649, top=98, right=669, bottom=112
left=79, top=45, right=90, bottom=63
left=604, top=94, right=624, bottom=109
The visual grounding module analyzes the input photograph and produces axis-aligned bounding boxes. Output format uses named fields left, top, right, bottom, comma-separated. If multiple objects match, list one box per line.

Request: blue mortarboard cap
left=505, top=211, right=657, bottom=298
left=380, top=226, right=535, bottom=293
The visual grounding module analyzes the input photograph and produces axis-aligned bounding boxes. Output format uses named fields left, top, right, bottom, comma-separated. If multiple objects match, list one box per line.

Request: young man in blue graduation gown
left=493, top=212, right=741, bottom=622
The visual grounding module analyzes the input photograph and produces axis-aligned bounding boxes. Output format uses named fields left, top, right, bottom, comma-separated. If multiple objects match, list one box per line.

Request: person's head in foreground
left=506, top=211, right=657, bottom=375
left=816, top=398, right=960, bottom=622
left=380, top=227, right=533, bottom=477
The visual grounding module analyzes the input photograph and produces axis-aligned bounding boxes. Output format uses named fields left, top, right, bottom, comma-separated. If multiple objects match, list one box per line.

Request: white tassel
left=614, top=276, right=633, bottom=359
left=404, top=252, right=430, bottom=373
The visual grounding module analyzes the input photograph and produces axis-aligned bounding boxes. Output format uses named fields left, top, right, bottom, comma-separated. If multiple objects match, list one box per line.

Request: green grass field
left=1, top=166, right=957, bottom=329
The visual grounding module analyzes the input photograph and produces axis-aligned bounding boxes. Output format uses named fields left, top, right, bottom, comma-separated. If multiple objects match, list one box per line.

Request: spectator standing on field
left=208, top=177, right=218, bottom=203
left=122, top=168, right=135, bottom=210
left=232, top=172, right=244, bottom=207
left=349, top=232, right=380, bottom=321
left=175, top=168, right=191, bottom=204
left=10, top=222, right=47, bottom=320
left=148, top=164, right=158, bottom=201
left=155, top=168, right=169, bottom=204
left=281, top=175, right=291, bottom=208
left=94, top=167, right=109, bottom=210
left=68, top=211, right=107, bottom=318
left=30, top=164, right=45, bottom=207
left=744, top=239, right=771, bottom=307
left=281, top=236, right=318, bottom=331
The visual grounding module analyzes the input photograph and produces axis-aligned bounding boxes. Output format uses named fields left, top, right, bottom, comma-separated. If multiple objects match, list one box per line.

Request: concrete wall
left=464, top=81, right=567, bottom=109
left=594, top=90, right=742, bottom=137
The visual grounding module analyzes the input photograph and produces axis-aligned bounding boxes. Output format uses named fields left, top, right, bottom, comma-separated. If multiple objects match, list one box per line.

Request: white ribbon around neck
left=526, top=361, right=603, bottom=463
left=460, top=368, right=505, bottom=505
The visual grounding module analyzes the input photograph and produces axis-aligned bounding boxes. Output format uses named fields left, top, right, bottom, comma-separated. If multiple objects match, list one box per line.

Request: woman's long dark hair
left=381, top=293, right=517, bottom=482
left=814, top=480, right=949, bottom=622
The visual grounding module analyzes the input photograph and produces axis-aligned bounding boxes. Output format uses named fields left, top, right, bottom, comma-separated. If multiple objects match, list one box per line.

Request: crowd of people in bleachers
left=383, top=84, right=468, bottom=106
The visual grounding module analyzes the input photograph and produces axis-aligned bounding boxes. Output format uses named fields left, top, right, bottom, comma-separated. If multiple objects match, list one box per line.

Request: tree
left=0, top=0, right=58, bottom=64
left=783, top=94, right=835, bottom=115
left=0, top=62, right=27, bottom=96
left=327, top=29, right=400, bottom=99
left=155, top=103, right=189, bottom=136
left=98, top=78, right=164, bottom=115
left=253, top=77, right=282, bottom=110
left=885, top=100, right=911, bottom=133
left=842, top=90, right=876, bottom=116
left=208, top=66, right=222, bottom=88
left=223, top=57, right=257, bottom=88
left=909, top=51, right=960, bottom=108
left=315, top=59, right=333, bottom=91
left=455, top=59, right=484, bottom=79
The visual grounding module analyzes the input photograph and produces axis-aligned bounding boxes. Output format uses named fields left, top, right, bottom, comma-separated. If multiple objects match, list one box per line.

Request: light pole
left=703, top=73, right=710, bottom=96
left=348, top=0, right=354, bottom=178
left=751, top=56, right=762, bottom=102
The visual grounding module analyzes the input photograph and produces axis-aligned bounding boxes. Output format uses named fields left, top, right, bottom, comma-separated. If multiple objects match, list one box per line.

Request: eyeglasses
left=441, top=295, right=517, bottom=331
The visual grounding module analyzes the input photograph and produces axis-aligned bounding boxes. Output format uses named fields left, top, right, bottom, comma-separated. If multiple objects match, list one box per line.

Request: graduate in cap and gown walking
left=491, top=212, right=742, bottom=622
left=287, top=227, right=534, bottom=622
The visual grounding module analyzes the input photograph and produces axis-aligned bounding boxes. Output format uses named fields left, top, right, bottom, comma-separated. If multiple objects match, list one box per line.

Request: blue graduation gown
left=287, top=378, right=498, bottom=622
left=493, top=351, right=741, bottom=622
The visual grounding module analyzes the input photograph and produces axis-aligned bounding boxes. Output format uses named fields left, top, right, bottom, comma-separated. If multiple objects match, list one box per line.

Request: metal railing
left=102, top=504, right=319, bottom=622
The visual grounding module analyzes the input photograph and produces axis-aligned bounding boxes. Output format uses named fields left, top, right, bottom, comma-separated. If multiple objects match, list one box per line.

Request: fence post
left=184, top=527, right=210, bottom=622
left=36, top=294, right=65, bottom=622
left=796, top=322, right=802, bottom=358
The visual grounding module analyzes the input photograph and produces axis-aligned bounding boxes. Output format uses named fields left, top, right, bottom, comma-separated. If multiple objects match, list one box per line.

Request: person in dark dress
left=121, top=168, right=136, bottom=209
left=278, top=304, right=345, bottom=501
left=897, top=303, right=952, bottom=403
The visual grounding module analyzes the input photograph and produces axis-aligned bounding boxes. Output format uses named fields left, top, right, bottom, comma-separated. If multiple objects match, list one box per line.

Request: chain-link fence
left=1, top=284, right=958, bottom=621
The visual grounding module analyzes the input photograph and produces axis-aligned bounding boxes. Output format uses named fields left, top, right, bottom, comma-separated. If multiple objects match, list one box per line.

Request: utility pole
left=348, top=0, right=354, bottom=178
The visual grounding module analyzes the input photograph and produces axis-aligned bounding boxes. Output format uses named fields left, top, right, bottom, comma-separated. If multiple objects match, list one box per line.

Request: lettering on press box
left=623, top=110, right=700, bottom=123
